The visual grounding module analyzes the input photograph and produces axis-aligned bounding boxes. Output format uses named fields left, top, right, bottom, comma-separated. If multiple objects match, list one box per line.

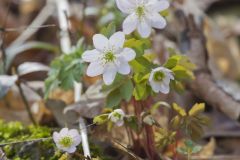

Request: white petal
left=69, top=129, right=81, bottom=146
left=163, top=77, right=171, bottom=85
left=116, top=58, right=131, bottom=75
left=82, top=49, right=101, bottom=62
left=87, top=61, right=104, bottom=77
left=121, top=48, right=136, bottom=61
left=59, top=128, right=69, bottom=135
left=150, top=81, right=162, bottom=93
left=150, top=80, right=170, bottom=94
left=115, top=120, right=124, bottom=126
left=69, top=129, right=79, bottom=136
left=146, top=12, right=166, bottom=29
left=116, top=0, right=136, bottom=14
left=103, top=64, right=117, bottom=85
left=159, top=84, right=170, bottom=94
left=137, top=20, right=152, bottom=38
left=109, top=32, right=125, bottom=49
left=123, top=14, right=138, bottom=35
left=53, top=132, right=60, bottom=143
left=146, top=0, right=170, bottom=12
left=93, top=34, right=109, bottom=51
left=65, top=146, right=77, bottom=153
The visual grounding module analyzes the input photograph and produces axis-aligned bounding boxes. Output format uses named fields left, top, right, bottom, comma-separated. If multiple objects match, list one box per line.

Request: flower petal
left=109, top=32, right=125, bottom=49
left=159, top=83, right=170, bottom=94
left=53, top=132, right=60, bottom=143
left=137, top=20, right=152, bottom=38
left=93, top=34, right=109, bottom=51
left=117, top=61, right=131, bottom=75
left=115, top=120, right=124, bottom=126
left=86, top=61, right=104, bottom=77
left=116, top=0, right=136, bottom=14
left=147, top=0, right=170, bottom=12
left=82, top=49, right=100, bottom=62
left=121, top=48, right=136, bottom=61
left=65, top=146, right=77, bottom=153
left=123, top=14, right=138, bottom=35
left=59, top=128, right=69, bottom=135
left=146, top=12, right=166, bottom=29
left=103, top=64, right=117, bottom=85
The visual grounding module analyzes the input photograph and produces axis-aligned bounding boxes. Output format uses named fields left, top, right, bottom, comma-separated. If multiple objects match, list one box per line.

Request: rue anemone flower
left=53, top=128, right=81, bottom=153
left=82, top=32, right=136, bottom=85
left=108, top=109, right=125, bottom=126
left=149, top=67, right=174, bottom=94
left=116, top=0, right=170, bottom=38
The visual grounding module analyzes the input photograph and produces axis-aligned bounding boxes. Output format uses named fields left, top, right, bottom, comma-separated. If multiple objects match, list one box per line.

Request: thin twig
left=16, top=82, right=36, bottom=125
left=9, top=0, right=55, bottom=47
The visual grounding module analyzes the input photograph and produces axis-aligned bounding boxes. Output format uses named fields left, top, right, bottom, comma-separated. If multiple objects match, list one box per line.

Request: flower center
left=153, top=71, right=165, bottom=81
left=103, top=51, right=116, bottom=63
left=112, top=112, right=122, bottom=119
left=59, top=136, right=73, bottom=148
left=136, top=6, right=145, bottom=19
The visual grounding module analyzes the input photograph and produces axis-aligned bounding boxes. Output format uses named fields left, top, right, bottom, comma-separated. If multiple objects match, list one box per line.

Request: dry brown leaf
left=197, top=138, right=216, bottom=158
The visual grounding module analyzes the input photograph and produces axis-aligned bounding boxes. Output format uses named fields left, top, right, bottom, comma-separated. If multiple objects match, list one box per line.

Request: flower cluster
left=82, top=0, right=172, bottom=94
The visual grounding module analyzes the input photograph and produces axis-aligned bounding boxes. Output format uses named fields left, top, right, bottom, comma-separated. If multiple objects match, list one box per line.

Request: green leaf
left=106, top=89, right=122, bottom=108
left=101, top=74, right=125, bottom=92
left=44, top=46, right=85, bottom=98
left=100, top=22, right=116, bottom=38
left=133, top=83, right=148, bottom=101
left=120, top=79, right=133, bottom=102
left=93, top=114, right=109, bottom=125
left=172, top=65, right=194, bottom=80
left=130, top=56, right=153, bottom=73
left=124, top=38, right=151, bottom=57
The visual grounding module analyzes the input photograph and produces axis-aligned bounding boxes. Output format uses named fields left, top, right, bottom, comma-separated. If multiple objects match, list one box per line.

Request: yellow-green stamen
left=136, top=6, right=145, bottom=18
left=59, top=136, right=73, bottom=148
left=153, top=71, right=165, bottom=81
left=104, top=51, right=116, bottom=63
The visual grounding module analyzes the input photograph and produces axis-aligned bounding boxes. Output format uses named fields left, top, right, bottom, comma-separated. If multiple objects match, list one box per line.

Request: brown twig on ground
left=175, top=11, right=240, bottom=121
left=191, top=155, right=240, bottom=160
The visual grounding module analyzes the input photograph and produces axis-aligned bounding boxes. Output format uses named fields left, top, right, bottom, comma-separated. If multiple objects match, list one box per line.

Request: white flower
left=116, top=0, right=170, bottom=38
left=149, top=67, right=174, bottom=94
left=53, top=128, right=81, bottom=153
left=108, top=109, right=125, bottom=126
left=82, top=32, right=136, bottom=85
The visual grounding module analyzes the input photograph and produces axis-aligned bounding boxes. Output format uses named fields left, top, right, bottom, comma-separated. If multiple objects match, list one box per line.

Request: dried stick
left=56, top=0, right=91, bottom=157
left=9, top=0, right=55, bottom=48
left=175, top=11, right=240, bottom=120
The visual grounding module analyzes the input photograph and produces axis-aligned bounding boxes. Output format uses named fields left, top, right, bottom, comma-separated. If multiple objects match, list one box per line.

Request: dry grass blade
left=1, top=24, right=56, bottom=32
left=111, top=139, right=144, bottom=160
